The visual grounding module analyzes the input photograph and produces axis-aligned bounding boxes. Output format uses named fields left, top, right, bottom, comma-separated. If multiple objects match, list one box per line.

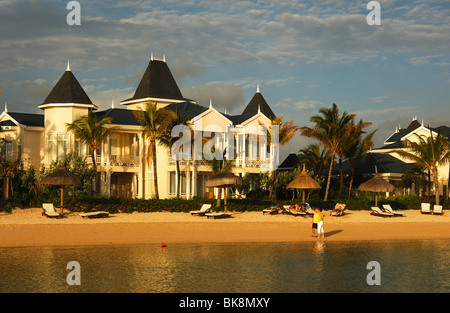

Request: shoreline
left=0, top=208, right=449, bottom=248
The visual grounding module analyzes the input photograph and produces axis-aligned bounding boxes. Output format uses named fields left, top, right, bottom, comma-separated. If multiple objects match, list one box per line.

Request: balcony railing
left=168, top=156, right=271, bottom=169
left=86, top=155, right=140, bottom=167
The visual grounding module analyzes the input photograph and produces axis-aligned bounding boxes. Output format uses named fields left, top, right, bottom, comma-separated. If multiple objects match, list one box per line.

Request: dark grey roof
left=42, top=70, right=93, bottom=105
left=225, top=113, right=257, bottom=125
left=6, top=112, right=44, bottom=127
left=277, top=153, right=300, bottom=171
left=164, top=101, right=208, bottom=121
left=95, top=108, right=140, bottom=126
left=123, top=59, right=187, bottom=103
left=332, top=153, right=416, bottom=175
left=242, top=91, right=276, bottom=120
left=385, top=119, right=421, bottom=143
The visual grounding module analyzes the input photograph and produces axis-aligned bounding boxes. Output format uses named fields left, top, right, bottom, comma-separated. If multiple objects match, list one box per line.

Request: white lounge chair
left=190, top=204, right=212, bottom=216
left=382, top=204, right=405, bottom=217
left=421, top=203, right=431, bottom=214
left=433, top=205, right=444, bottom=215
left=205, top=212, right=232, bottom=219
left=79, top=211, right=110, bottom=218
left=42, top=203, right=62, bottom=218
left=370, top=207, right=394, bottom=217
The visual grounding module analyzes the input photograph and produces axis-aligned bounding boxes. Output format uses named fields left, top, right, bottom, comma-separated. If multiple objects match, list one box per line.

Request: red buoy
left=161, top=243, right=167, bottom=247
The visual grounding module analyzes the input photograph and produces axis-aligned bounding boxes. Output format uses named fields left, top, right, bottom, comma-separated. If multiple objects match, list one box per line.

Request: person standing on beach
left=317, top=209, right=324, bottom=239
left=312, top=208, right=324, bottom=238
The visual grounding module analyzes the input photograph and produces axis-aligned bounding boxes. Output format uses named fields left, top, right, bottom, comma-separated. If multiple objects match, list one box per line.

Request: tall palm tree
left=396, top=129, right=450, bottom=205
left=158, top=110, right=188, bottom=199
left=344, top=120, right=377, bottom=199
left=267, top=116, right=299, bottom=199
left=66, top=111, right=118, bottom=195
left=300, top=103, right=355, bottom=201
left=133, top=103, right=175, bottom=199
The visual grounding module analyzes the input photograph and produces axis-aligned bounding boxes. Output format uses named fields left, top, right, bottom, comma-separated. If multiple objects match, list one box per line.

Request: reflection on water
left=0, top=240, right=449, bottom=293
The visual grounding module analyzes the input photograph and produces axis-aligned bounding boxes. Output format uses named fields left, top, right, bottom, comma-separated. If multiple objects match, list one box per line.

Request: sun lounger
left=190, top=204, right=212, bottom=216
left=421, top=203, right=431, bottom=214
left=205, top=212, right=232, bottom=219
left=370, top=207, right=394, bottom=217
left=79, top=211, right=110, bottom=218
left=433, top=205, right=444, bottom=215
left=263, top=206, right=280, bottom=214
left=382, top=204, right=405, bottom=217
left=282, top=205, right=307, bottom=217
left=42, top=203, right=62, bottom=218
left=330, top=203, right=346, bottom=216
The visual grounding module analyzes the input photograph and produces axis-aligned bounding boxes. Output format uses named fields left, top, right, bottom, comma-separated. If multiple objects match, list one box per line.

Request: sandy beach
left=0, top=208, right=449, bottom=247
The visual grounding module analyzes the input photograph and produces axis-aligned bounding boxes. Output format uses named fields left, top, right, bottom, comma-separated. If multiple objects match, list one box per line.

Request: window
left=110, top=138, right=118, bottom=157
left=57, top=134, right=70, bottom=160
left=0, top=140, right=13, bottom=162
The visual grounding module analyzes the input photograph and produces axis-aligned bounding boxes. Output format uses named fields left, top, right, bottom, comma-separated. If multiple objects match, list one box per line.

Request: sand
left=0, top=208, right=449, bottom=247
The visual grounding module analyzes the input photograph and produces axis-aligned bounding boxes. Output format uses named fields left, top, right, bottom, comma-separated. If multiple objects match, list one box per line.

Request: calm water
left=0, top=240, right=448, bottom=293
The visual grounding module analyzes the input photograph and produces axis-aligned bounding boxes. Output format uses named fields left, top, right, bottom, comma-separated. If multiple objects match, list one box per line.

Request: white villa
left=0, top=56, right=279, bottom=199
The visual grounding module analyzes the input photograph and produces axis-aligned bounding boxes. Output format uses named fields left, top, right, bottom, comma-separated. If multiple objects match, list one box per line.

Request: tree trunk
left=152, top=143, right=159, bottom=199
left=338, top=156, right=343, bottom=198
left=433, top=167, right=439, bottom=205
left=348, top=166, right=355, bottom=199
left=324, top=153, right=335, bottom=202
left=268, top=170, right=276, bottom=199
left=216, top=188, right=222, bottom=208
left=92, top=150, right=98, bottom=196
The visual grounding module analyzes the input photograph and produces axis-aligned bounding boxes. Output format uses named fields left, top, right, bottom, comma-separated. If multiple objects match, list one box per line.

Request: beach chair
left=282, top=205, right=307, bottom=217
left=370, top=207, right=394, bottom=217
left=432, top=205, right=444, bottom=215
left=205, top=212, right=232, bottom=219
left=189, top=204, right=212, bottom=216
left=42, top=203, right=62, bottom=218
left=304, top=203, right=315, bottom=216
left=79, top=211, right=110, bottom=218
left=382, top=204, right=405, bottom=217
left=420, top=203, right=431, bottom=214
left=263, top=206, right=280, bottom=214
left=330, top=203, right=346, bottom=216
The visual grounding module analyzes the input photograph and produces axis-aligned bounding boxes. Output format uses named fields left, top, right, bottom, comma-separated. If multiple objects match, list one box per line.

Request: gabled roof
left=95, top=108, right=140, bottom=126
left=41, top=69, right=94, bottom=106
left=3, top=112, right=44, bottom=127
left=332, top=153, right=416, bottom=175
left=122, top=59, right=187, bottom=104
left=277, top=152, right=299, bottom=171
left=385, top=119, right=421, bottom=144
left=164, top=101, right=209, bottom=121
left=242, top=90, right=276, bottom=120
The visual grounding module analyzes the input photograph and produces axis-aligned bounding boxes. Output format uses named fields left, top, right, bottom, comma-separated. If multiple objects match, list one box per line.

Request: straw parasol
left=205, top=171, right=243, bottom=212
left=287, top=164, right=321, bottom=203
left=41, top=166, right=82, bottom=214
left=357, top=166, right=394, bottom=206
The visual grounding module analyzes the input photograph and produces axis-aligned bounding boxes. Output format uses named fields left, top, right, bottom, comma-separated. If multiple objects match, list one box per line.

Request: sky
left=1, top=0, right=449, bottom=162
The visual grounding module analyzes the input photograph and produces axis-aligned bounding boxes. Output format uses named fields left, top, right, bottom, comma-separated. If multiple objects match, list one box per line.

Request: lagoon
left=0, top=240, right=448, bottom=293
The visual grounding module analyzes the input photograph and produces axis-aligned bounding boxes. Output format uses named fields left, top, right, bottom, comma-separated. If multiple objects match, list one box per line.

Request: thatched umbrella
left=357, top=166, right=394, bottom=206
left=286, top=164, right=321, bottom=203
left=205, top=171, right=243, bottom=212
left=41, top=166, right=82, bottom=214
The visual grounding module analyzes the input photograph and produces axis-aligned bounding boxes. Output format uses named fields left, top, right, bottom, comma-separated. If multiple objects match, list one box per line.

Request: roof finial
left=257, top=83, right=260, bottom=93
left=209, top=99, right=212, bottom=109
left=111, top=99, right=115, bottom=109
left=4, top=102, right=7, bottom=113
left=66, top=60, right=71, bottom=71
left=422, top=120, right=424, bottom=127
left=151, top=52, right=154, bottom=61
left=163, top=54, right=166, bottom=62
left=395, top=126, right=398, bottom=133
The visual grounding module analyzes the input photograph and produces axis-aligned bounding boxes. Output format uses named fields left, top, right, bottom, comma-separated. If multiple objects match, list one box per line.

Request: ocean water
left=0, top=240, right=448, bottom=293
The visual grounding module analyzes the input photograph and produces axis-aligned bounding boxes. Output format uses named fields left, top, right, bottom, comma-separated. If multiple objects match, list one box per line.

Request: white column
left=186, top=170, right=191, bottom=200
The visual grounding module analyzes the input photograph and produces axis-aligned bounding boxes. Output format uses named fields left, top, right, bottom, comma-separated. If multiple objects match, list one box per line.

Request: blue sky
left=1, top=0, right=449, bottom=161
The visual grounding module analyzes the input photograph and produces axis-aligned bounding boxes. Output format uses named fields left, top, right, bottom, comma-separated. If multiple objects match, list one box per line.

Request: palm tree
left=66, top=111, right=118, bottom=196
left=158, top=110, right=189, bottom=199
left=344, top=120, right=377, bottom=199
left=297, top=143, right=332, bottom=179
left=300, top=103, right=355, bottom=201
left=396, top=129, right=450, bottom=205
left=133, top=103, right=175, bottom=199
left=267, top=117, right=299, bottom=199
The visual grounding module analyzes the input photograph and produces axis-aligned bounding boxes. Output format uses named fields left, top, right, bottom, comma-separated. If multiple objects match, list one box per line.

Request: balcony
left=86, top=155, right=141, bottom=167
